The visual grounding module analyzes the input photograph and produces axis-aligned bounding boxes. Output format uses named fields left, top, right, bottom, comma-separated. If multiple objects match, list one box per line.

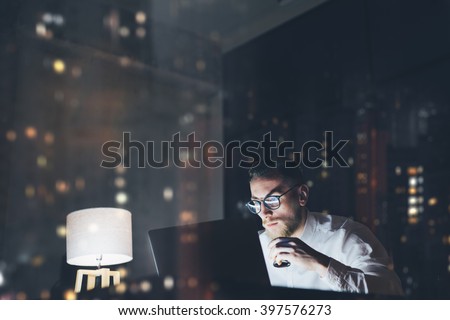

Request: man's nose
left=258, top=204, right=273, bottom=219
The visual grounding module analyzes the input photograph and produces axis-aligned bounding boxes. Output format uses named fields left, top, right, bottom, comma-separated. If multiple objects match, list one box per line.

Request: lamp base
left=74, top=268, right=120, bottom=293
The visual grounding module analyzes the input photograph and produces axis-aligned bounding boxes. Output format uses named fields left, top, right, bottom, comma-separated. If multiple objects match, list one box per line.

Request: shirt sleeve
left=321, top=223, right=404, bottom=295
left=325, top=258, right=369, bottom=293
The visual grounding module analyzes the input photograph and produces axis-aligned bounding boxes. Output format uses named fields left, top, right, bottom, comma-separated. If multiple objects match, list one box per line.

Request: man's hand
left=268, top=237, right=331, bottom=277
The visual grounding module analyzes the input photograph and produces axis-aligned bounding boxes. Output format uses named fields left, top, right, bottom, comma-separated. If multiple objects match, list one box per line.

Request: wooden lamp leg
left=74, top=268, right=121, bottom=293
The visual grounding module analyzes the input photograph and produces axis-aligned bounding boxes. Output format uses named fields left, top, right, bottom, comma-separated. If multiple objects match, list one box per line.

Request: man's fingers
left=268, top=237, right=297, bottom=249
left=268, top=238, right=283, bottom=249
left=268, top=246, right=295, bottom=259
left=276, top=241, right=297, bottom=248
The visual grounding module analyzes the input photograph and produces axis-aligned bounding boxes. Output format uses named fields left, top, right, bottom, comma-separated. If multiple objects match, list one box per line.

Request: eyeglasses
left=246, top=184, right=299, bottom=214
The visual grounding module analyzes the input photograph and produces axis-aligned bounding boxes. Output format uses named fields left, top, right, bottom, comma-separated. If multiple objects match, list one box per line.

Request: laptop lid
left=148, top=218, right=270, bottom=287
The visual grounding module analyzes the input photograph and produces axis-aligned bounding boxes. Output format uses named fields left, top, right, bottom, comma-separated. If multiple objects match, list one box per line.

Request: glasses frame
left=246, top=184, right=300, bottom=214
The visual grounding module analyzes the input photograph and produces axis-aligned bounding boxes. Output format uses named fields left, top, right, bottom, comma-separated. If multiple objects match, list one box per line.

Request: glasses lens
left=264, top=196, right=280, bottom=209
left=246, top=201, right=260, bottom=214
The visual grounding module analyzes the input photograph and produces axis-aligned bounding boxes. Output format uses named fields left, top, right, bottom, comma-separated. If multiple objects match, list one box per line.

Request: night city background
left=1, top=0, right=449, bottom=299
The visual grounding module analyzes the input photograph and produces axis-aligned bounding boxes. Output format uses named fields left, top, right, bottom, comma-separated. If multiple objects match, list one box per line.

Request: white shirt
left=259, top=212, right=404, bottom=295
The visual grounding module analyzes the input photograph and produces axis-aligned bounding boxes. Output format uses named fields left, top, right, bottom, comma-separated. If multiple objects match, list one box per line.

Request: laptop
left=147, top=218, right=270, bottom=287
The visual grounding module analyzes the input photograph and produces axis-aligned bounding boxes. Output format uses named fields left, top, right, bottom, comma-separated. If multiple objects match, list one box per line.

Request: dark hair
left=248, top=160, right=304, bottom=185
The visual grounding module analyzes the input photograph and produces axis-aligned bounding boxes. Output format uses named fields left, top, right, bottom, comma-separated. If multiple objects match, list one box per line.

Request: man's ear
left=297, top=184, right=309, bottom=206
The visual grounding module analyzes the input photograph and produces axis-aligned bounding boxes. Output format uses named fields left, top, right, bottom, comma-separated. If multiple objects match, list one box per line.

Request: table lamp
left=66, top=207, right=133, bottom=293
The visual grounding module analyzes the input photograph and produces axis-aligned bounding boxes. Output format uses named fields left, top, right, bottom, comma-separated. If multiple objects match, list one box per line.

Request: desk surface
left=69, top=275, right=397, bottom=300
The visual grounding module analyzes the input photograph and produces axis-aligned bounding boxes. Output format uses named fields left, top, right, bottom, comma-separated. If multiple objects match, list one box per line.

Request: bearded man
left=246, top=162, right=403, bottom=295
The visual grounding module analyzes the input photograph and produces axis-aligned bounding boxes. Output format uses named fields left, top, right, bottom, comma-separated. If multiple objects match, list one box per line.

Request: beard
left=263, top=212, right=303, bottom=239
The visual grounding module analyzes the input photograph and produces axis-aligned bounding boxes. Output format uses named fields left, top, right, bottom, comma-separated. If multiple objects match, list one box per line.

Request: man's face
left=249, top=177, right=305, bottom=239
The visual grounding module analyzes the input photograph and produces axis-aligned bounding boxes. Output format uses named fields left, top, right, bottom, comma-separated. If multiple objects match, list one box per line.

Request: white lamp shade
left=66, top=207, right=133, bottom=267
